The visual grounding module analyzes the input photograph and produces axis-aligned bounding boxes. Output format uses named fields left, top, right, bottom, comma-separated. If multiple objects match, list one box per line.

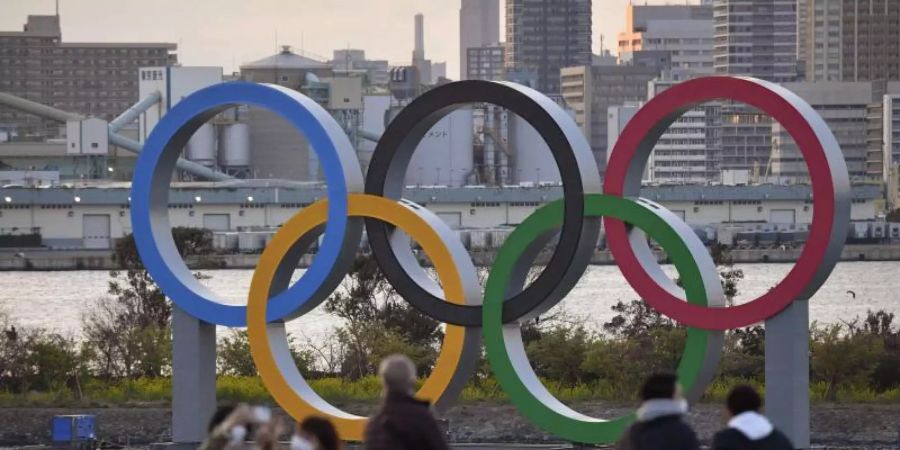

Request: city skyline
left=1, top=0, right=704, bottom=77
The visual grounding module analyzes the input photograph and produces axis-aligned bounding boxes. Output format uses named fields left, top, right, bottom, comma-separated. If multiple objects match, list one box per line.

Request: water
left=0, top=261, right=897, bottom=340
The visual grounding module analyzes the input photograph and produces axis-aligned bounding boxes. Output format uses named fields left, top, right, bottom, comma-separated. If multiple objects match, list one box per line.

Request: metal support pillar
left=765, top=299, right=810, bottom=448
left=172, top=306, right=217, bottom=445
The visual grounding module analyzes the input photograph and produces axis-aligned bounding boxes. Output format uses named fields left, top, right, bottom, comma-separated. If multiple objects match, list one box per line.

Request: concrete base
left=171, top=307, right=217, bottom=444
left=152, top=444, right=574, bottom=450
left=765, top=299, right=811, bottom=449
left=150, top=443, right=202, bottom=450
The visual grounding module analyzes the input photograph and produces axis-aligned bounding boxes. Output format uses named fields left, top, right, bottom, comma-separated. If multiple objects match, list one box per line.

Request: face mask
left=290, top=435, right=316, bottom=450
left=228, top=425, right=248, bottom=446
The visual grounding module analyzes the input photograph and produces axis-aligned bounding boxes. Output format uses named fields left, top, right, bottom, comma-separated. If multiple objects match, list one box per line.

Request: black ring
left=364, top=80, right=601, bottom=326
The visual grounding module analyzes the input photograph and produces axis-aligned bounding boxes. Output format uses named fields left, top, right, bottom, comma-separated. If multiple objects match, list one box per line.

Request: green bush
left=810, top=322, right=885, bottom=401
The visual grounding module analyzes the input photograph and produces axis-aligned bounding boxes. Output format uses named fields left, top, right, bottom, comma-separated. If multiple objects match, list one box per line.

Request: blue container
left=52, top=415, right=95, bottom=442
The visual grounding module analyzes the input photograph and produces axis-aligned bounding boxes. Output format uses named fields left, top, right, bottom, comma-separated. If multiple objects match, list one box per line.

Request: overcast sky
left=2, top=0, right=699, bottom=77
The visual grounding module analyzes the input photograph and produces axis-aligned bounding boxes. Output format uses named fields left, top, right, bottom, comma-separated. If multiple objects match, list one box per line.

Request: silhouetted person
left=292, top=416, right=342, bottom=450
left=364, top=354, right=449, bottom=450
left=616, top=373, right=700, bottom=450
left=712, top=385, right=794, bottom=450
left=5, top=325, right=16, bottom=342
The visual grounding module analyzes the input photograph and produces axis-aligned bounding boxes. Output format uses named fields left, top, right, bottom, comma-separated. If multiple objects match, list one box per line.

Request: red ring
left=604, top=76, right=837, bottom=330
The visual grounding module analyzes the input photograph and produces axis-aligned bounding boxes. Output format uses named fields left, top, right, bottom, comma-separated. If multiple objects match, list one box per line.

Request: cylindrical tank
left=510, top=115, right=561, bottom=184
left=404, top=108, right=474, bottom=187
left=185, top=123, right=216, bottom=167
left=219, top=123, right=251, bottom=167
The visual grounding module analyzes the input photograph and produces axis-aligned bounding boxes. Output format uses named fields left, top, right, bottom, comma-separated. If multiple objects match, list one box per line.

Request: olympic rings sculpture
left=131, top=77, right=850, bottom=444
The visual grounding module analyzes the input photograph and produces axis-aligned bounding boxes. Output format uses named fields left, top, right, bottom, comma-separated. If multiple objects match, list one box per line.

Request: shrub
left=218, top=329, right=315, bottom=377
left=810, top=322, right=885, bottom=401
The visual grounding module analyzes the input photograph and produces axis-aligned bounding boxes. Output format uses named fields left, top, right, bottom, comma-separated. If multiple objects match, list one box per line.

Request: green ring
left=483, top=194, right=715, bottom=444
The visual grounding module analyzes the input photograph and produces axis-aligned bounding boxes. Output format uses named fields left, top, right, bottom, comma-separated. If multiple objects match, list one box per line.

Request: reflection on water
left=0, top=261, right=897, bottom=340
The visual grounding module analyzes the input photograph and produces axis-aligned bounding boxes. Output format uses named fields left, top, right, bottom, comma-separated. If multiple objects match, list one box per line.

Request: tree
left=324, top=255, right=442, bottom=378
left=81, top=228, right=210, bottom=378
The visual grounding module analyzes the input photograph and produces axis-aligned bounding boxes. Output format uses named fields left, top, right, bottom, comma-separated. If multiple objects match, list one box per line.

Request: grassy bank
left=2, top=375, right=898, bottom=408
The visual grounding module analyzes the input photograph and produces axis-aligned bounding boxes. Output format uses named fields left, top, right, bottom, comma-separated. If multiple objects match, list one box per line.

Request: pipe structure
left=109, top=133, right=234, bottom=182
left=355, top=128, right=382, bottom=143
left=0, top=92, right=82, bottom=122
left=0, top=91, right=235, bottom=182
left=109, top=91, right=161, bottom=133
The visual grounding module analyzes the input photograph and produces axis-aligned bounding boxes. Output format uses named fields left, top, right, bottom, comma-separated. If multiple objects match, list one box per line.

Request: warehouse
left=0, top=182, right=883, bottom=250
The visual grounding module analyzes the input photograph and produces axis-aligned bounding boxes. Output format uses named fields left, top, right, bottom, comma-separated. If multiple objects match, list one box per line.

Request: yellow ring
left=247, top=194, right=471, bottom=441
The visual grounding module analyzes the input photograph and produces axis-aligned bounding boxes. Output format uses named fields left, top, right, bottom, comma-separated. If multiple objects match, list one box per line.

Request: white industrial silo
left=404, top=108, right=474, bottom=187
left=509, top=115, right=561, bottom=184
left=184, top=123, right=217, bottom=167
left=218, top=123, right=251, bottom=168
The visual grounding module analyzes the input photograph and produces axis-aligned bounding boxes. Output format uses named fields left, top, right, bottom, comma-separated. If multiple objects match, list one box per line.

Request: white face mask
left=290, top=435, right=316, bottom=450
left=227, top=425, right=248, bottom=446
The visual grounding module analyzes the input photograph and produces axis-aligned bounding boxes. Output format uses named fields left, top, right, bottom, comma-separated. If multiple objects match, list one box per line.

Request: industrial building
left=0, top=15, right=177, bottom=138
left=0, top=183, right=882, bottom=251
left=331, top=49, right=390, bottom=87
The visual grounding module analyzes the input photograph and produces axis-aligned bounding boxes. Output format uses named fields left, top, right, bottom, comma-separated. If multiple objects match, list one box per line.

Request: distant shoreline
left=3, top=244, right=900, bottom=271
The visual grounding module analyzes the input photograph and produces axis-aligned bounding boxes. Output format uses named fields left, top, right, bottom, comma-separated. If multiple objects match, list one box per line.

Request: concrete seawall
left=3, top=244, right=900, bottom=271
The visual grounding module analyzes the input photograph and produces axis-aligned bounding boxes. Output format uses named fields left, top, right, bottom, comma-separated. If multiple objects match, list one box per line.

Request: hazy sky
left=2, top=0, right=698, bottom=77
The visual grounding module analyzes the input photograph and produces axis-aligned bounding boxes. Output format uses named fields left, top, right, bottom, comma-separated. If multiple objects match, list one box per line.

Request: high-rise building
left=645, top=76, right=722, bottom=184
left=713, top=0, right=799, bottom=82
left=618, top=2, right=715, bottom=80
left=466, top=44, right=506, bottom=81
left=561, top=53, right=667, bottom=175
left=0, top=15, right=177, bottom=137
left=769, top=81, right=900, bottom=183
left=607, top=103, right=651, bottom=182
left=802, top=0, right=900, bottom=82
left=460, top=0, right=500, bottom=80
left=866, top=93, right=900, bottom=182
left=506, top=0, right=592, bottom=95
left=713, top=0, right=798, bottom=175
left=797, top=0, right=810, bottom=79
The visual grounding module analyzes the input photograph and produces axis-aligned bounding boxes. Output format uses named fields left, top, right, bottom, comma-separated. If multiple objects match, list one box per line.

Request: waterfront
left=1, top=261, right=897, bottom=340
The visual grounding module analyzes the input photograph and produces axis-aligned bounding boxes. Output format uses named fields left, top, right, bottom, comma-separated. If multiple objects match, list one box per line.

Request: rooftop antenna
left=55, top=0, right=59, bottom=16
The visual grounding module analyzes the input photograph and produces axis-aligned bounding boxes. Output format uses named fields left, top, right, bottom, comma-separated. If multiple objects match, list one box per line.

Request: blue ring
left=131, top=82, right=352, bottom=326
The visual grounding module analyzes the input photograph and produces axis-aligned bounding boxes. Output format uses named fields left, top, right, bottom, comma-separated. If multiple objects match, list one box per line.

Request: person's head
left=378, top=354, right=417, bottom=396
left=640, top=373, right=683, bottom=402
left=208, top=404, right=238, bottom=433
left=726, top=384, right=763, bottom=419
left=293, top=416, right=340, bottom=450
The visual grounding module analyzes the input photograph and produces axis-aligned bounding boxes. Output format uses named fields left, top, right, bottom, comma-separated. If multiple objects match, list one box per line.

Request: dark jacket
left=616, top=399, right=700, bottom=450
left=364, top=392, right=449, bottom=450
left=712, top=412, right=794, bottom=450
